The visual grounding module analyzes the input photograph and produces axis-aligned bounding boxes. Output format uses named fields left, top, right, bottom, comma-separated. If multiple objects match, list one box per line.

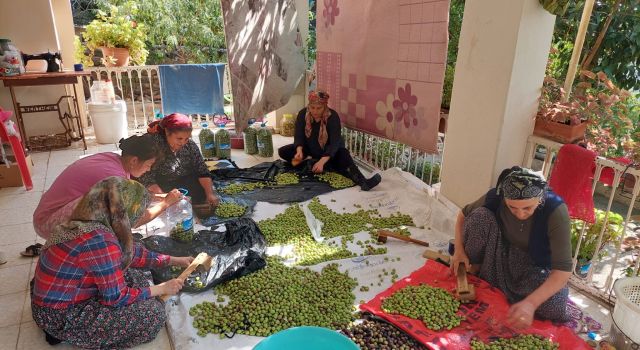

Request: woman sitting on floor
left=31, top=177, right=193, bottom=348
left=278, top=89, right=381, bottom=191
left=451, top=166, right=572, bottom=329
left=140, top=113, right=219, bottom=209
left=33, top=134, right=182, bottom=240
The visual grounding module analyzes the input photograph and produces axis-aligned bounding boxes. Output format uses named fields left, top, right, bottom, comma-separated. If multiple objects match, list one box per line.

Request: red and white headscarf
left=305, top=89, right=331, bottom=148
left=147, top=113, right=193, bottom=134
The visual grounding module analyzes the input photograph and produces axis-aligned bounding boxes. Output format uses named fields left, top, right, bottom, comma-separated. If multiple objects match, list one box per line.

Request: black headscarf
left=496, top=166, right=547, bottom=200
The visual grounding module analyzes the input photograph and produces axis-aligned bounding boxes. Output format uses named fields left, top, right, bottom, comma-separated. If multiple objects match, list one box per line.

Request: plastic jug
left=214, top=124, right=231, bottom=159
left=199, top=123, right=216, bottom=158
left=281, top=113, right=295, bottom=137
left=243, top=119, right=258, bottom=155
left=90, top=80, right=116, bottom=104
left=166, top=189, right=194, bottom=242
left=257, top=121, right=273, bottom=157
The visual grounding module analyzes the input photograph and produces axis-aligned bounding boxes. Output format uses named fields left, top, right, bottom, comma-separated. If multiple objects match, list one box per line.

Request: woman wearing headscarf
left=31, top=177, right=193, bottom=348
left=278, top=89, right=381, bottom=191
left=451, top=166, right=572, bottom=329
left=140, top=113, right=219, bottom=208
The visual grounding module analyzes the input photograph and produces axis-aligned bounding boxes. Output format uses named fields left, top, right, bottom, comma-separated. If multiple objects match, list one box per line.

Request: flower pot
left=533, top=119, right=587, bottom=144
left=576, top=261, right=592, bottom=277
left=99, top=47, right=130, bottom=67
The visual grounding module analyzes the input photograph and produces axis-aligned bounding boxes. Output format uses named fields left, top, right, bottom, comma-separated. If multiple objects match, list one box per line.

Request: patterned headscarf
left=305, top=89, right=331, bottom=149
left=44, top=177, right=151, bottom=268
left=147, top=113, right=193, bottom=134
left=497, top=166, right=547, bottom=200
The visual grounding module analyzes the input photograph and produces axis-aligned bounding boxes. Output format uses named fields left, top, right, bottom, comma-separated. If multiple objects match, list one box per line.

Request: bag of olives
left=243, top=121, right=258, bottom=155
left=198, top=124, right=216, bottom=158
left=214, top=126, right=231, bottom=159
left=257, top=122, right=273, bottom=157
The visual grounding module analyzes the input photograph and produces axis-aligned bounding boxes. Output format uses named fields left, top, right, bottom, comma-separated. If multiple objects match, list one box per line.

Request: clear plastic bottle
left=166, top=189, right=194, bottom=242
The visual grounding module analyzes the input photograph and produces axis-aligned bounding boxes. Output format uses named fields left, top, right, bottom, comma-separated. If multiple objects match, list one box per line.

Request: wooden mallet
left=160, top=252, right=213, bottom=302
left=454, top=261, right=476, bottom=303
left=376, top=230, right=429, bottom=247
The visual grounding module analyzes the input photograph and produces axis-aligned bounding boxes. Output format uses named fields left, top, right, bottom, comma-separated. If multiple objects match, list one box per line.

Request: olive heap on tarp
left=243, top=127, right=258, bottom=155
left=308, top=198, right=415, bottom=239
left=256, top=127, right=273, bottom=157
left=170, top=222, right=194, bottom=243
left=215, top=202, right=247, bottom=218
left=219, top=182, right=265, bottom=195
left=470, top=334, right=559, bottom=350
left=257, top=205, right=355, bottom=266
left=316, top=172, right=355, bottom=189
left=381, top=284, right=463, bottom=331
left=199, top=128, right=216, bottom=158
left=275, top=172, right=300, bottom=185
left=341, top=320, right=427, bottom=350
left=189, top=257, right=357, bottom=337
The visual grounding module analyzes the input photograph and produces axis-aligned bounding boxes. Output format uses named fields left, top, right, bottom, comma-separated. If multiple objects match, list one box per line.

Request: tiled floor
left=0, top=131, right=613, bottom=349
left=0, top=131, right=289, bottom=350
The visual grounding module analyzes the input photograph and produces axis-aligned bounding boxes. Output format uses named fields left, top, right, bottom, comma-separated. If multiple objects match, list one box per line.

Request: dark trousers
left=278, top=144, right=355, bottom=173
left=157, top=175, right=207, bottom=204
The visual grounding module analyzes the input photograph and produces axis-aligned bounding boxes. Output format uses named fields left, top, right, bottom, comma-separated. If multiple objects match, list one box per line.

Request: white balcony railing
left=81, top=64, right=232, bottom=130
left=524, top=135, right=640, bottom=305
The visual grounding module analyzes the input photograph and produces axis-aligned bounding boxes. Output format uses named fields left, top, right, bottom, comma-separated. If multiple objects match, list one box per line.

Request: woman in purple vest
left=451, top=166, right=571, bottom=329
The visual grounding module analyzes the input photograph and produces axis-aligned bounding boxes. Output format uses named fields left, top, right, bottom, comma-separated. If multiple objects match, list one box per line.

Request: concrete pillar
left=439, top=0, right=555, bottom=208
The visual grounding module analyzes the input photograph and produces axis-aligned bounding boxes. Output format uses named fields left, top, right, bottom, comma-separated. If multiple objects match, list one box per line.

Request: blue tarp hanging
left=159, top=64, right=225, bottom=115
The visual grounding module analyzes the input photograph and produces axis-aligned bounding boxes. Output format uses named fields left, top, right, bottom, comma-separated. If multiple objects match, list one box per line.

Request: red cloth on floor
left=548, top=144, right=596, bottom=223
left=360, top=260, right=590, bottom=350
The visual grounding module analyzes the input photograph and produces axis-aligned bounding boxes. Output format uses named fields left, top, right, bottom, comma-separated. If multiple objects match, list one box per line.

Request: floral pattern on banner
left=323, top=0, right=340, bottom=28
left=375, top=94, right=395, bottom=138
left=393, top=83, right=419, bottom=128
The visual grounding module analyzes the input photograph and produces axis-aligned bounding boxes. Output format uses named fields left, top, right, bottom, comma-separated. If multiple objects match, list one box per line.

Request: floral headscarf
left=497, top=166, right=547, bottom=200
left=305, top=89, right=331, bottom=149
left=44, top=177, right=151, bottom=268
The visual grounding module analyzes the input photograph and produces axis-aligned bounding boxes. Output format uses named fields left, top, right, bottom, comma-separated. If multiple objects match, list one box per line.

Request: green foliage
left=131, top=0, right=227, bottom=64
left=307, top=1, right=317, bottom=69
left=538, top=0, right=571, bottom=16
left=441, top=65, right=455, bottom=109
left=83, top=1, right=148, bottom=65
left=545, top=40, right=574, bottom=81
left=571, top=209, right=624, bottom=262
left=442, top=0, right=465, bottom=109
left=73, top=35, right=94, bottom=67
left=552, top=0, right=640, bottom=90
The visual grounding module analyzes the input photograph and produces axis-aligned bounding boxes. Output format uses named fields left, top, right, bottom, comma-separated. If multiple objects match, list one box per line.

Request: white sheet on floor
left=164, top=168, right=454, bottom=350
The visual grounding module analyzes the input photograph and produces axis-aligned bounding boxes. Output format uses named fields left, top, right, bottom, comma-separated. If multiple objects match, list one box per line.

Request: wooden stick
left=378, top=230, right=429, bottom=247
left=562, top=0, right=596, bottom=102
left=160, top=252, right=212, bottom=301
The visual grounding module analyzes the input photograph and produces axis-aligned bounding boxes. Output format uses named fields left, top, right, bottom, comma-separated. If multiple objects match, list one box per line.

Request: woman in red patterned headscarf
left=140, top=113, right=219, bottom=210
left=278, top=89, right=381, bottom=191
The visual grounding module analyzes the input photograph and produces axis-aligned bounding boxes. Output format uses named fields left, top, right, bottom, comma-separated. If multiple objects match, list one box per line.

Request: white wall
left=439, top=0, right=555, bottom=208
left=0, top=0, right=83, bottom=137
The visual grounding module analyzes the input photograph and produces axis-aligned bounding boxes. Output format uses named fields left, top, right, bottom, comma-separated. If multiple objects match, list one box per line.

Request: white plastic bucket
left=612, top=277, right=640, bottom=344
left=88, top=101, right=127, bottom=144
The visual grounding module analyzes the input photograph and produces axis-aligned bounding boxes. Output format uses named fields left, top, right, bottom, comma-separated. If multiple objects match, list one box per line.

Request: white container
left=88, top=101, right=127, bottom=144
left=612, top=277, right=640, bottom=346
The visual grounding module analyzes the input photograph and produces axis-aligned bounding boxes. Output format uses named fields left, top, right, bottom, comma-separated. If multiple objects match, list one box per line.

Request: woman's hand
left=507, top=300, right=536, bottom=330
left=147, top=184, right=163, bottom=194
left=170, top=256, right=194, bottom=267
left=160, top=279, right=184, bottom=296
left=163, top=189, right=182, bottom=207
left=207, top=192, right=220, bottom=207
left=312, top=156, right=330, bottom=174
left=450, top=249, right=470, bottom=275
left=294, top=148, right=304, bottom=162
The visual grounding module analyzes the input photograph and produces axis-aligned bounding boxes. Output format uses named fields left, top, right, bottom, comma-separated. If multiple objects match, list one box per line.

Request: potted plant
left=534, top=75, right=588, bottom=144
left=571, top=209, right=624, bottom=275
left=82, top=1, right=148, bottom=67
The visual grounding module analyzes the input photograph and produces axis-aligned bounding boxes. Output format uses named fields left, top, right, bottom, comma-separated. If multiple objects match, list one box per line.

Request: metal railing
left=82, top=64, right=232, bottom=130
left=523, top=135, right=640, bottom=305
left=341, top=127, right=444, bottom=185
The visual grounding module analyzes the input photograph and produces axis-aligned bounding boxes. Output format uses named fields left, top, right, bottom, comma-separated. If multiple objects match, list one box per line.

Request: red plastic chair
left=0, top=107, right=33, bottom=191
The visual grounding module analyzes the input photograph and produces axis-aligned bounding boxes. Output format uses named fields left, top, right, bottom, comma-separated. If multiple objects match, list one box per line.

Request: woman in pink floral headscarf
left=278, top=89, right=381, bottom=191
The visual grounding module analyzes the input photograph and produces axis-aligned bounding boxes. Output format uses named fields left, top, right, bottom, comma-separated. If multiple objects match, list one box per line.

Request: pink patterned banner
left=317, top=0, right=450, bottom=154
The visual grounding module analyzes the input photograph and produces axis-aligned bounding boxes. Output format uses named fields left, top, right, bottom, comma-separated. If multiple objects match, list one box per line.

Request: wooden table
left=0, top=71, right=91, bottom=150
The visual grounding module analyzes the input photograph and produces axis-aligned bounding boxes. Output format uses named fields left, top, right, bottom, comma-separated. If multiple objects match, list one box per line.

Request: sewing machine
left=21, top=52, right=62, bottom=73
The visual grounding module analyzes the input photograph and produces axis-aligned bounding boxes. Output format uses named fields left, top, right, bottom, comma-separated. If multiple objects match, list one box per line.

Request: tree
left=552, top=0, right=640, bottom=90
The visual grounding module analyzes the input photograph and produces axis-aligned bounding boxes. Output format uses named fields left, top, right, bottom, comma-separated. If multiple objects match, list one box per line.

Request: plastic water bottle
left=166, top=189, right=194, bottom=242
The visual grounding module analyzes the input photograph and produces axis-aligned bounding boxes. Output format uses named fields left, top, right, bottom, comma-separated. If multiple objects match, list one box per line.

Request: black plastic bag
left=143, top=217, right=267, bottom=293
left=211, top=160, right=350, bottom=203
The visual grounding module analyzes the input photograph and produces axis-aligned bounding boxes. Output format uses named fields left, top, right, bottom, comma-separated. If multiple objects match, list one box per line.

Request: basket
left=28, top=133, right=71, bottom=152
left=612, top=277, right=640, bottom=344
